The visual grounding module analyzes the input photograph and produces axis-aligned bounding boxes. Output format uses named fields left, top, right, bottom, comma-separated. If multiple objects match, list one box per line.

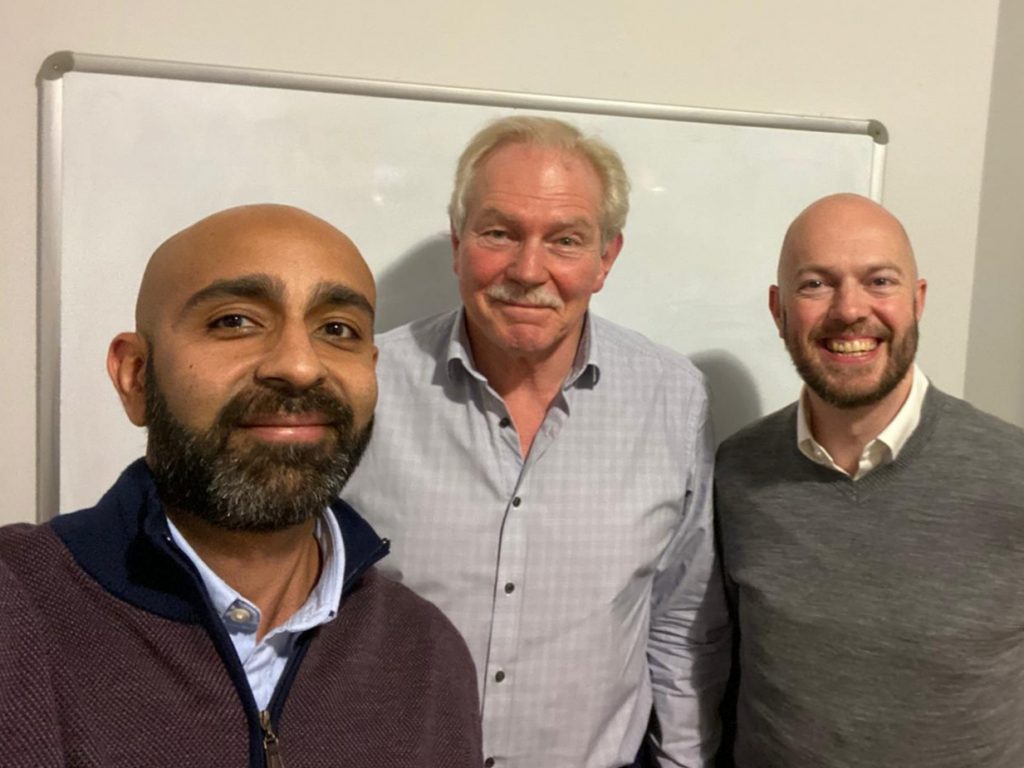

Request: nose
left=255, top=321, right=327, bottom=393
left=829, top=282, right=868, bottom=325
left=505, top=239, right=548, bottom=286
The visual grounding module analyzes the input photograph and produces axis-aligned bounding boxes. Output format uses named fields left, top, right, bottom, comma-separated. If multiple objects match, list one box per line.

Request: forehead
left=173, top=223, right=374, bottom=307
left=782, top=210, right=914, bottom=279
left=470, top=143, right=604, bottom=215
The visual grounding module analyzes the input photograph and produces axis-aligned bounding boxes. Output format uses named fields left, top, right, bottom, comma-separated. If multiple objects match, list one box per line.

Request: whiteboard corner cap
left=868, top=119, right=889, bottom=145
left=39, top=51, right=76, bottom=83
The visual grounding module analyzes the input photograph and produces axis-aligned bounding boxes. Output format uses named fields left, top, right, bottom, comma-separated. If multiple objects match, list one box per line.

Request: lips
left=823, top=338, right=879, bottom=354
left=235, top=412, right=337, bottom=443
left=238, top=412, right=334, bottom=428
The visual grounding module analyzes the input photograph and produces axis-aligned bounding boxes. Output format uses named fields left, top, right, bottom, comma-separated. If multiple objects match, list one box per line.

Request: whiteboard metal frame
left=36, top=50, right=888, bottom=521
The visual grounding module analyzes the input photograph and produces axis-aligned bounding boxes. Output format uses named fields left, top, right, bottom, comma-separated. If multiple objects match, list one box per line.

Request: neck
left=466, top=321, right=583, bottom=457
left=166, top=508, right=322, bottom=641
left=806, top=371, right=915, bottom=475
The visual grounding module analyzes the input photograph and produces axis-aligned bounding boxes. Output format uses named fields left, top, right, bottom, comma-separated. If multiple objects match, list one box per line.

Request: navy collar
left=50, top=458, right=389, bottom=623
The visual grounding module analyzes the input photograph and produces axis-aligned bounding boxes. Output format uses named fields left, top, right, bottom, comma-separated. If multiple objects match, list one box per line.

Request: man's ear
left=592, top=232, right=624, bottom=294
left=107, top=333, right=149, bottom=427
left=450, top=222, right=462, bottom=276
left=769, top=285, right=785, bottom=339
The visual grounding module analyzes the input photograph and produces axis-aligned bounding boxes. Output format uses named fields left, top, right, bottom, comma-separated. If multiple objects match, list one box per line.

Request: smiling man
left=0, top=204, right=480, bottom=767
left=344, top=116, right=732, bottom=768
left=715, top=193, right=1024, bottom=768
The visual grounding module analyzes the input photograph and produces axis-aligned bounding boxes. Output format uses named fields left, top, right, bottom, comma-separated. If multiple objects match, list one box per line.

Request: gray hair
left=448, top=115, right=631, bottom=244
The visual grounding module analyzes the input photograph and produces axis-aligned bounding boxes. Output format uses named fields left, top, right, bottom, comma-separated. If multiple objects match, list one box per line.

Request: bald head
left=769, top=192, right=927, bottom=414
left=109, top=203, right=378, bottom=436
left=778, top=193, right=917, bottom=288
left=136, top=204, right=374, bottom=337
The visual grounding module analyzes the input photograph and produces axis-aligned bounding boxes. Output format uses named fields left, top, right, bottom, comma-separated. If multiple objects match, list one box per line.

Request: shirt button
left=504, top=582, right=515, bottom=594
left=226, top=606, right=253, bottom=624
left=494, top=670, right=505, bottom=682
left=484, top=758, right=495, bottom=767
left=512, top=497, right=521, bottom=508
left=499, top=417, right=511, bottom=428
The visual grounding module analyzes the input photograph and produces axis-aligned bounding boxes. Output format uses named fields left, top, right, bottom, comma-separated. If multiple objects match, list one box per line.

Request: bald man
left=0, top=205, right=481, bottom=767
left=715, top=194, right=1024, bottom=767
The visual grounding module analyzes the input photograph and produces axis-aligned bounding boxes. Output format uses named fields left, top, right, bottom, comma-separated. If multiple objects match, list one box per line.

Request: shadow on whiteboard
left=690, top=350, right=766, bottom=444
left=376, top=234, right=461, bottom=333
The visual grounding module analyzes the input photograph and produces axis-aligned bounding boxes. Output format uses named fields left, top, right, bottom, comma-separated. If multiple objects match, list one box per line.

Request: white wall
left=0, top=0, right=1007, bottom=524
left=967, top=0, right=1024, bottom=427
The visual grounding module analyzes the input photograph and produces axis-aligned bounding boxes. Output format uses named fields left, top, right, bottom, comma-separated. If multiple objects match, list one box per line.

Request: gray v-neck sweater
left=716, top=387, right=1024, bottom=767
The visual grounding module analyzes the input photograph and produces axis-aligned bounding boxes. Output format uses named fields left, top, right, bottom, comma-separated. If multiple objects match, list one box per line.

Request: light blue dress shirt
left=344, top=309, right=731, bottom=768
left=167, top=509, right=345, bottom=711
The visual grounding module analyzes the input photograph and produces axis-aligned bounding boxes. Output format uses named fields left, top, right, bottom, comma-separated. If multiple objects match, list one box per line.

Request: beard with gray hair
left=144, top=364, right=372, bottom=533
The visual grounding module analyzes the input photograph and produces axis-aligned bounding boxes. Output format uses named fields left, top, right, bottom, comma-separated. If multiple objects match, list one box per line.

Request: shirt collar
left=445, top=307, right=600, bottom=389
left=166, top=508, right=346, bottom=637
left=797, top=364, right=929, bottom=477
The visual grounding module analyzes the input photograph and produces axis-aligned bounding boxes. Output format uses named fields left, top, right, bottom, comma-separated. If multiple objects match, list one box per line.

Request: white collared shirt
left=167, top=509, right=346, bottom=710
left=797, top=365, right=930, bottom=480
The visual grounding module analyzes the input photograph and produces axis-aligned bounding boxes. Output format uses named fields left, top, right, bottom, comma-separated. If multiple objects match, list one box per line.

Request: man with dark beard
left=0, top=204, right=481, bottom=768
left=714, top=193, right=1024, bottom=768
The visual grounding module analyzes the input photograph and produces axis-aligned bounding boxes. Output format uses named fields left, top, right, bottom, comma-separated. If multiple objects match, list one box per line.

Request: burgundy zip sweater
left=0, top=459, right=482, bottom=767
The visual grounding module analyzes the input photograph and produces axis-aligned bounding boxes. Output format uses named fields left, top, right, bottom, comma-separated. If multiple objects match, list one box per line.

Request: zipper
left=260, top=710, right=285, bottom=768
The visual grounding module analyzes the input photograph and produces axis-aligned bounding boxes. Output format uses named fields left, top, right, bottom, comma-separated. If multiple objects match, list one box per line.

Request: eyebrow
left=474, top=208, right=596, bottom=233
left=178, top=273, right=374, bottom=321
left=309, top=281, right=375, bottom=321
left=180, top=274, right=284, bottom=317
left=473, top=208, right=516, bottom=226
left=794, top=261, right=907, bottom=277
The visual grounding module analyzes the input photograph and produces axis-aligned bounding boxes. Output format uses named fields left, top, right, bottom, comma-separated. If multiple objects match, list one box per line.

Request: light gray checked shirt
left=344, top=309, right=731, bottom=768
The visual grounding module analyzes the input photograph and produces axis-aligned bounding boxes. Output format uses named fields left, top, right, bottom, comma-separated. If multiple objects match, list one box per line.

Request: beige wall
left=967, top=0, right=1024, bottom=426
left=0, top=1, right=1008, bottom=524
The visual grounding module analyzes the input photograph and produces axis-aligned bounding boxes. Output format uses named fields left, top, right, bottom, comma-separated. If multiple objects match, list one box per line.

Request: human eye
left=797, top=278, right=828, bottom=294
left=208, top=313, right=257, bottom=331
left=478, top=227, right=514, bottom=247
left=549, top=230, right=591, bottom=256
left=321, top=320, right=358, bottom=340
left=866, top=273, right=902, bottom=293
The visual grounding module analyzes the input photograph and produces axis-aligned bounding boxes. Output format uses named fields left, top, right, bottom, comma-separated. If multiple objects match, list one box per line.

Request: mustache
left=813, top=320, right=892, bottom=340
left=215, top=384, right=353, bottom=433
left=486, top=282, right=564, bottom=310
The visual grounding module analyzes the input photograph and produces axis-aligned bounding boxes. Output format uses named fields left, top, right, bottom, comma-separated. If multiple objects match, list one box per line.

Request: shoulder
left=0, top=523, right=55, bottom=615
left=362, top=568, right=468, bottom=641
left=716, top=403, right=799, bottom=471
left=375, top=310, right=456, bottom=358
left=590, top=314, right=706, bottom=390
left=0, top=523, right=75, bottom=650
left=0, top=523, right=68, bottom=586
left=372, top=311, right=458, bottom=398
left=339, top=567, right=477, bottom=684
left=929, top=388, right=1024, bottom=456
left=0, top=526, right=64, bottom=765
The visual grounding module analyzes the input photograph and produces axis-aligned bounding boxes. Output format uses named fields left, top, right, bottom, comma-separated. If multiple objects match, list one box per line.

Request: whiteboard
left=37, top=52, right=886, bottom=519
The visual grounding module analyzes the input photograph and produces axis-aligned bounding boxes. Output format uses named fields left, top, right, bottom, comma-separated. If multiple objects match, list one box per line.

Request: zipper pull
left=260, top=710, right=286, bottom=768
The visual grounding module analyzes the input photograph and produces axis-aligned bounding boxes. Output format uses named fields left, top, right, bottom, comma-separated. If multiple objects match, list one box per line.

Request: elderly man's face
left=452, top=143, right=622, bottom=365
left=770, top=196, right=926, bottom=411
left=109, top=207, right=378, bottom=531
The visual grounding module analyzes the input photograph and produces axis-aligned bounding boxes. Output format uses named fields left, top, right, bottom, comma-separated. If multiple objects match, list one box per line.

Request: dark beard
left=788, top=320, right=919, bottom=410
left=144, top=366, right=372, bottom=532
